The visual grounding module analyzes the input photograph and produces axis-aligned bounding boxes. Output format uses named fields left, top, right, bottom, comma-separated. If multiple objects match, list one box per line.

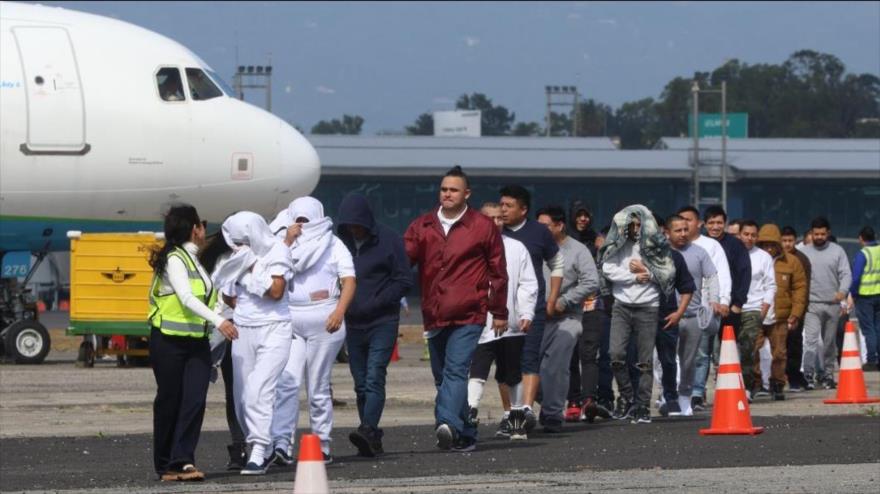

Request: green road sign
left=688, top=112, right=748, bottom=138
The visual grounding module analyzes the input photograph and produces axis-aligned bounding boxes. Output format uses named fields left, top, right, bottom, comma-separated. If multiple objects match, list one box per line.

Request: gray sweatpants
left=539, top=314, right=583, bottom=421
left=677, top=316, right=702, bottom=398
left=803, top=302, right=841, bottom=379
left=609, top=303, right=659, bottom=407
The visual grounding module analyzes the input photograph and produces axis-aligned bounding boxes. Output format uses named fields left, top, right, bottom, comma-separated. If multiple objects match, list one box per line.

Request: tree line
left=309, top=50, right=880, bottom=148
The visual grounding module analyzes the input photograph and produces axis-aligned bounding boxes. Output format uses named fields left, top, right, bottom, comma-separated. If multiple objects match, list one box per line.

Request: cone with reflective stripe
left=700, top=325, right=764, bottom=435
left=293, top=434, right=328, bottom=494
left=390, top=339, right=401, bottom=362
left=824, top=321, right=880, bottom=404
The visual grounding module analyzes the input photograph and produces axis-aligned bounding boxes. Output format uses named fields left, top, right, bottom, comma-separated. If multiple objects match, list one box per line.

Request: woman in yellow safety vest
left=147, top=204, right=238, bottom=481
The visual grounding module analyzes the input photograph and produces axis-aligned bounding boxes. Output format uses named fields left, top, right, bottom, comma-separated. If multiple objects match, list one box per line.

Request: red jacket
left=404, top=206, right=508, bottom=331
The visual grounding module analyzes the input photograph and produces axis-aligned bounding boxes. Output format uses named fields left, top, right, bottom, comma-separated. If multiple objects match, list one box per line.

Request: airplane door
left=12, top=26, right=89, bottom=155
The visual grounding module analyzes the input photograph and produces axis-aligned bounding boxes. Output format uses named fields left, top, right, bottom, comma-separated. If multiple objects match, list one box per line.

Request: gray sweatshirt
left=798, top=242, right=852, bottom=303
left=543, top=236, right=599, bottom=316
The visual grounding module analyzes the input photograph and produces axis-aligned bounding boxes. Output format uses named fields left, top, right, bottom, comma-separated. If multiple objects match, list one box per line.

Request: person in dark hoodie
left=337, top=192, right=414, bottom=457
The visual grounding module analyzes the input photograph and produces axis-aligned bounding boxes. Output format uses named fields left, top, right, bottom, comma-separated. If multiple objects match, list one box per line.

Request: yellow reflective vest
left=859, top=244, right=880, bottom=296
left=148, top=247, right=217, bottom=338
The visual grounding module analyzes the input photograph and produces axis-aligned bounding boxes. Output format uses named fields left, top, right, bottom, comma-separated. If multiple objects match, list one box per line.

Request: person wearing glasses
left=147, top=205, right=238, bottom=481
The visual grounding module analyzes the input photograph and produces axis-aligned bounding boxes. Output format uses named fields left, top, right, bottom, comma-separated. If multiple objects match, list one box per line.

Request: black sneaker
left=542, top=416, right=563, bottom=433
left=323, top=453, right=334, bottom=465
left=863, top=362, right=880, bottom=372
left=788, top=382, right=804, bottom=393
left=272, top=447, right=295, bottom=466
left=822, top=377, right=837, bottom=390
left=803, top=374, right=816, bottom=391
left=754, top=387, right=771, bottom=398
left=611, top=397, right=634, bottom=420
left=595, top=398, right=614, bottom=419
left=226, top=444, right=247, bottom=471
left=435, top=423, right=457, bottom=450
left=772, top=384, right=786, bottom=401
left=509, top=409, right=527, bottom=441
left=467, top=406, right=480, bottom=427
left=452, top=436, right=476, bottom=452
left=631, top=406, right=651, bottom=424
left=580, top=397, right=600, bottom=423
left=495, top=415, right=512, bottom=438
left=691, top=396, right=706, bottom=412
left=240, top=456, right=271, bottom=476
left=523, top=407, right=537, bottom=433
left=349, top=425, right=381, bottom=458
left=659, top=399, right=681, bottom=417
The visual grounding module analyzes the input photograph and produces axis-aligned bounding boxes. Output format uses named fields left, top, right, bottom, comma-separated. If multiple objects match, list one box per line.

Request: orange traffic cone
left=700, top=325, right=764, bottom=436
left=824, top=321, right=880, bottom=404
left=390, top=339, right=400, bottom=362
left=293, top=434, right=328, bottom=494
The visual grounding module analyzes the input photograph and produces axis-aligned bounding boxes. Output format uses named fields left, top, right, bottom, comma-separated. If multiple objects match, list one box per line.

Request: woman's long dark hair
left=149, top=204, right=201, bottom=275
left=199, top=232, right=232, bottom=273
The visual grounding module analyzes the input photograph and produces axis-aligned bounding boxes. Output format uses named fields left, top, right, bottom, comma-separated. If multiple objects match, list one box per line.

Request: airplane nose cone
left=279, top=123, right=321, bottom=197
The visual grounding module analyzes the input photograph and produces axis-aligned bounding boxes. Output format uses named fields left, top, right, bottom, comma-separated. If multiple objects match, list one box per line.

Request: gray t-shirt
left=798, top=242, right=852, bottom=303
left=676, top=243, right=718, bottom=317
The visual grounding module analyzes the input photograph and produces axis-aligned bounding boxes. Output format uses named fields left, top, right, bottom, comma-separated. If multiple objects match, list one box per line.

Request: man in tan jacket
left=755, top=224, right=808, bottom=401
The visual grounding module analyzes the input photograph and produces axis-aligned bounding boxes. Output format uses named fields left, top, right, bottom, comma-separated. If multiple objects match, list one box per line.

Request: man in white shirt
left=676, top=206, right=731, bottom=411
left=739, top=220, right=776, bottom=397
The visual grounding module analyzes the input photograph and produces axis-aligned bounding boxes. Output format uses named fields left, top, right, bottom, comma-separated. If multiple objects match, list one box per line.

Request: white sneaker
left=678, top=395, right=693, bottom=416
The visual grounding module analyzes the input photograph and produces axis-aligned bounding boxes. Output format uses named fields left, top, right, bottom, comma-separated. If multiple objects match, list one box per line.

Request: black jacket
left=717, top=233, right=751, bottom=310
left=661, top=249, right=696, bottom=317
left=337, top=193, right=413, bottom=330
left=569, top=200, right=598, bottom=259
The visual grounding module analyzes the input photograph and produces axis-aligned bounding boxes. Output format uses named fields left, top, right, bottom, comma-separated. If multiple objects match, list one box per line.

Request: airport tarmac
left=1, top=312, right=879, bottom=492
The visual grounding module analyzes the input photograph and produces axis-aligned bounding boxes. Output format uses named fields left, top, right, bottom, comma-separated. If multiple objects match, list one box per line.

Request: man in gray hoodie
left=798, top=217, right=852, bottom=389
left=536, top=206, right=599, bottom=432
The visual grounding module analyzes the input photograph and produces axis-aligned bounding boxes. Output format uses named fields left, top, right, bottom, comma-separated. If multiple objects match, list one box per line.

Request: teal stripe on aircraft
left=0, top=216, right=162, bottom=252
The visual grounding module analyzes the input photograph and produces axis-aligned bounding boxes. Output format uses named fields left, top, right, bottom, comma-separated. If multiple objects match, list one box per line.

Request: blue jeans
left=428, top=324, right=482, bottom=440
left=346, top=322, right=399, bottom=430
left=856, top=296, right=880, bottom=364
left=693, top=317, right=720, bottom=399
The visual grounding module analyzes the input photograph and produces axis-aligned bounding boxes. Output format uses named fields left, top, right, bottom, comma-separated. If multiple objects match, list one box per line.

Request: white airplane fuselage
left=0, top=2, right=321, bottom=253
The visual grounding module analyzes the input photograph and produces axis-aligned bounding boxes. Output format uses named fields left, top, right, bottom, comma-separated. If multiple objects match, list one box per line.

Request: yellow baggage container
left=66, top=232, right=163, bottom=364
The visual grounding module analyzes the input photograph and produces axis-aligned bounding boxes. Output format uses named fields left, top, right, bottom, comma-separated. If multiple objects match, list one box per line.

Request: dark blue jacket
left=337, top=193, right=413, bottom=330
left=717, top=233, right=751, bottom=310
left=660, top=249, right=696, bottom=317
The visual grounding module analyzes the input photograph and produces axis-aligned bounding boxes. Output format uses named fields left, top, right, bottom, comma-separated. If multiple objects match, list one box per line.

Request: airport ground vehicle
left=66, top=232, right=160, bottom=367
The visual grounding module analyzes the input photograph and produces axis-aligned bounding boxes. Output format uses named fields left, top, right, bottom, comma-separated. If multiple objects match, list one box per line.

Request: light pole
left=690, top=80, right=728, bottom=211
left=232, top=64, right=273, bottom=112
left=545, top=85, right=579, bottom=136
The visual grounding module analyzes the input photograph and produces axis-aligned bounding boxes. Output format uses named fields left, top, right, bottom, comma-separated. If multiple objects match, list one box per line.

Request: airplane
left=0, top=1, right=322, bottom=364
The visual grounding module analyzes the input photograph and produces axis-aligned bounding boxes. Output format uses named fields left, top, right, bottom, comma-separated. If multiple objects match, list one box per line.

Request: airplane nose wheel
left=4, top=321, right=51, bottom=364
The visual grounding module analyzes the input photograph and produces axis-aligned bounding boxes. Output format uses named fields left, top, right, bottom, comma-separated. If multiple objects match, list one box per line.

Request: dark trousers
left=579, top=310, right=603, bottom=400
left=785, top=320, right=806, bottom=386
left=655, top=320, right=680, bottom=403
left=149, top=328, right=211, bottom=475
left=346, top=322, right=399, bottom=429
left=567, top=342, right=582, bottom=403
left=597, top=309, right=614, bottom=402
left=220, top=341, right=245, bottom=446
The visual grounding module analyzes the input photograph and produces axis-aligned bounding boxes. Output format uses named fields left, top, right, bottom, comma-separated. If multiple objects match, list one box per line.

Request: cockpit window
left=156, top=67, right=185, bottom=102
left=206, top=69, right=235, bottom=96
left=186, top=68, right=223, bottom=101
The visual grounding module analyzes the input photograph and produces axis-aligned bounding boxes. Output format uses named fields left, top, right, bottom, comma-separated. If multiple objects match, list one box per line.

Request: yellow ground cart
left=66, top=232, right=162, bottom=367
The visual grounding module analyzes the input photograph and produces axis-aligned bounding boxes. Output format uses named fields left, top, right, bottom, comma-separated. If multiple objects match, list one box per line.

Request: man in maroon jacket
left=405, top=166, right=508, bottom=452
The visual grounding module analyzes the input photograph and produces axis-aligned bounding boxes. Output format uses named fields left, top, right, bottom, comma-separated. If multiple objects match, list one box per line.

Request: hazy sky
left=29, top=1, right=880, bottom=134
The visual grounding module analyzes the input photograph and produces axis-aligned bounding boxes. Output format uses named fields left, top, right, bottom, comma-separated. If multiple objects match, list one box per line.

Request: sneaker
left=509, top=408, right=527, bottom=441
left=435, top=423, right=457, bottom=450
left=788, top=383, right=803, bottom=393
left=564, top=401, right=582, bottom=422
left=323, top=453, right=334, bottom=465
left=691, top=396, right=706, bottom=412
left=677, top=396, right=693, bottom=416
left=595, top=398, right=614, bottom=419
left=822, top=377, right=837, bottom=390
left=745, top=389, right=753, bottom=403
left=240, top=457, right=271, bottom=476
left=611, top=397, right=634, bottom=420
left=659, top=399, right=682, bottom=417
left=543, top=417, right=563, bottom=433
left=272, top=447, right=295, bottom=466
left=349, top=425, right=382, bottom=458
left=467, top=406, right=480, bottom=427
left=580, top=397, right=599, bottom=423
left=753, top=387, right=770, bottom=398
left=631, top=406, right=652, bottom=424
left=863, top=362, right=880, bottom=372
left=523, top=407, right=537, bottom=433
left=803, top=374, right=816, bottom=391
left=226, top=444, right=247, bottom=471
left=452, top=436, right=476, bottom=452
left=495, top=415, right=512, bottom=438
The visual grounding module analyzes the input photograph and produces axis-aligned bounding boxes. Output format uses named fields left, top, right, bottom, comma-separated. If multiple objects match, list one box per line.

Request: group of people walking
left=146, top=165, right=879, bottom=480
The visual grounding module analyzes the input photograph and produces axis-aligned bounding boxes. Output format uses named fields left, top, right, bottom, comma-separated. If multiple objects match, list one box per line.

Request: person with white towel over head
left=214, top=211, right=295, bottom=476
left=269, top=196, right=356, bottom=465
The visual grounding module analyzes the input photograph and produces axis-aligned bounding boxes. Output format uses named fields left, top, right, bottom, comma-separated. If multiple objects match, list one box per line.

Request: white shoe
left=678, top=395, right=693, bottom=416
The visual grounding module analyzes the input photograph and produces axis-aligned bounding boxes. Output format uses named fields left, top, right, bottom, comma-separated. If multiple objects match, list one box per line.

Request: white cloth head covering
left=214, top=211, right=293, bottom=294
left=275, top=197, right=335, bottom=273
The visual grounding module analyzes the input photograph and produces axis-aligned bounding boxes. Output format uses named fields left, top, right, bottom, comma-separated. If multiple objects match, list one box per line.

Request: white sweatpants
left=760, top=339, right=771, bottom=389
left=231, top=321, right=293, bottom=449
left=271, top=303, right=346, bottom=455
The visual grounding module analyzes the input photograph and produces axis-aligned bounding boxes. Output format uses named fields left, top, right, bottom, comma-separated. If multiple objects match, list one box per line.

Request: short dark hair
left=860, top=226, right=876, bottom=242
left=781, top=226, right=798, bottom=238
left=443, top=165, right=469, bottom=188
left=536, top=205, right=566, bottom=224
left=666, top=214, right=686, bottom=226
left=703, top=205, right=727, bottom=222
left=677, top=205, right=700, bottom=218
left=740, top=219, right=759, bottom=231
left=729, top=218, right=743, bottom=229
left=810, top=216, right=831, bottom=230
left=499, top=185, right=531, bottom=212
